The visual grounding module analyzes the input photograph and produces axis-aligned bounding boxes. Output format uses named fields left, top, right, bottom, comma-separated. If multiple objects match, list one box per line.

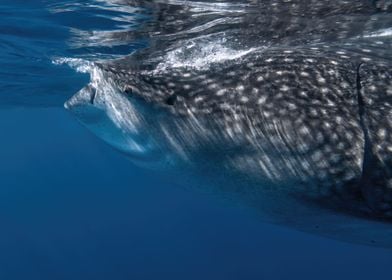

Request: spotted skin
left=92, top=42, right=392, bottom=218
left=66, top=0, right=392, bottom=246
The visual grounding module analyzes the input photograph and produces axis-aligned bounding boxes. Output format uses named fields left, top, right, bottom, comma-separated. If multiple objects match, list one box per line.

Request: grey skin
left=65, top=0, right=392, bottom=247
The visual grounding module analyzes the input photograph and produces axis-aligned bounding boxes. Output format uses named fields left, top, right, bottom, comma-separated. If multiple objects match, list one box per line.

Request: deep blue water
left=0, top=1, right=392, bottom=279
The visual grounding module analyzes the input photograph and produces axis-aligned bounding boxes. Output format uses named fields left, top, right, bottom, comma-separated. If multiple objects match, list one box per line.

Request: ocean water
left=0, top=1, right=392, bottom=279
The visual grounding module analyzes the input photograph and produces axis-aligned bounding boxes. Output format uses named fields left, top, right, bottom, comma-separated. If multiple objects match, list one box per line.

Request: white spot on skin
left=280, top=85, right=290, bottom=92
left=378, top=128, right=386, bottom=140
left=300, top=72, right=310, bottom=77
left=345, top=131, right=354, bottom=141
left=240, top=96, right=249, bottom=103
left=326, top=99, right=336, bottom=106
left=317, top=76, right=326, bottom=84
left=341, top=82, right=350, bottom=89
left=208, top=83, right=218, bottom=90
left=287, top=103, right=297, bottom=110
left=216, top=89, right=226, bottom=96
left=195, top=96, right=204, bottom=103
left=219, top=103, right=231, bottom=110
left=321, top=88, right=329, bottom=93
left=257, top=96, right=267, bottom=104
left=299, top=125, right=310, bottom=135
left=312, top=151, right=323, bottom=162
left=263, top=111, right=271, bottom=118
left=236, top=85, right=245, bottom=92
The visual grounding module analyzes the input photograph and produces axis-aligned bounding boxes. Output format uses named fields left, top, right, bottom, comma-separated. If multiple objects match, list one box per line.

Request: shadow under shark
left=65, top=0, right=392, bottom=248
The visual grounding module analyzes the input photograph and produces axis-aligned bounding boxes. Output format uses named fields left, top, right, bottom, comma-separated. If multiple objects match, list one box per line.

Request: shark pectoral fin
left=358, top=61, right=392, bottom=217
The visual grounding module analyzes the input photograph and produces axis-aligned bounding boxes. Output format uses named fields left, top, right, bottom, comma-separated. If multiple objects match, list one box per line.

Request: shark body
left=65, top=0, right=392, bottom=247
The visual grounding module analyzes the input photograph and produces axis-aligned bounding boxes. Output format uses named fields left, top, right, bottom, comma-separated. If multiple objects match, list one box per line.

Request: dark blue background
left=0, top=1, right=391, bottom=279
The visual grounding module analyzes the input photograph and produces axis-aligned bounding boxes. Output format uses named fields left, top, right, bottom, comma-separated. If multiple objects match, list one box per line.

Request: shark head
left=64, top=63, right=182, bottom=170
left=64, top=46, right=265, bottom=170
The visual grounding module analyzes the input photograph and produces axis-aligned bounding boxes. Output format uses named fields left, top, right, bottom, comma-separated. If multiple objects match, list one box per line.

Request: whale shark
left=64, top=0, right=392, bottom=247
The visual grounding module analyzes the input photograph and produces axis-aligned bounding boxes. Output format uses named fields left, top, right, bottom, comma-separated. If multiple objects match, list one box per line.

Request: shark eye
left=124, top=87, right=133, bottom=95
left=124, top=86, right=141, bottom=96
left=165, top=94, right=177, bottom=106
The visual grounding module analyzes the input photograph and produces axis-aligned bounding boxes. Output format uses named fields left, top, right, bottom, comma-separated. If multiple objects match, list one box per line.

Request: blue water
left=0, top=1, right=391, bottom=279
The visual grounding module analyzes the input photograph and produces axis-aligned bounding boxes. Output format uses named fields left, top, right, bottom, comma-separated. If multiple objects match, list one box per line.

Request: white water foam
left=52, top=57, right=95, bottom=74
left=155, top=39, right=259, bottom=72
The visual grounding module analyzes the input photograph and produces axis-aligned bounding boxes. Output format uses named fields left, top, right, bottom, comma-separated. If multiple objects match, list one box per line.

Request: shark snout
left=65, top=84, right=175, bottom=169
